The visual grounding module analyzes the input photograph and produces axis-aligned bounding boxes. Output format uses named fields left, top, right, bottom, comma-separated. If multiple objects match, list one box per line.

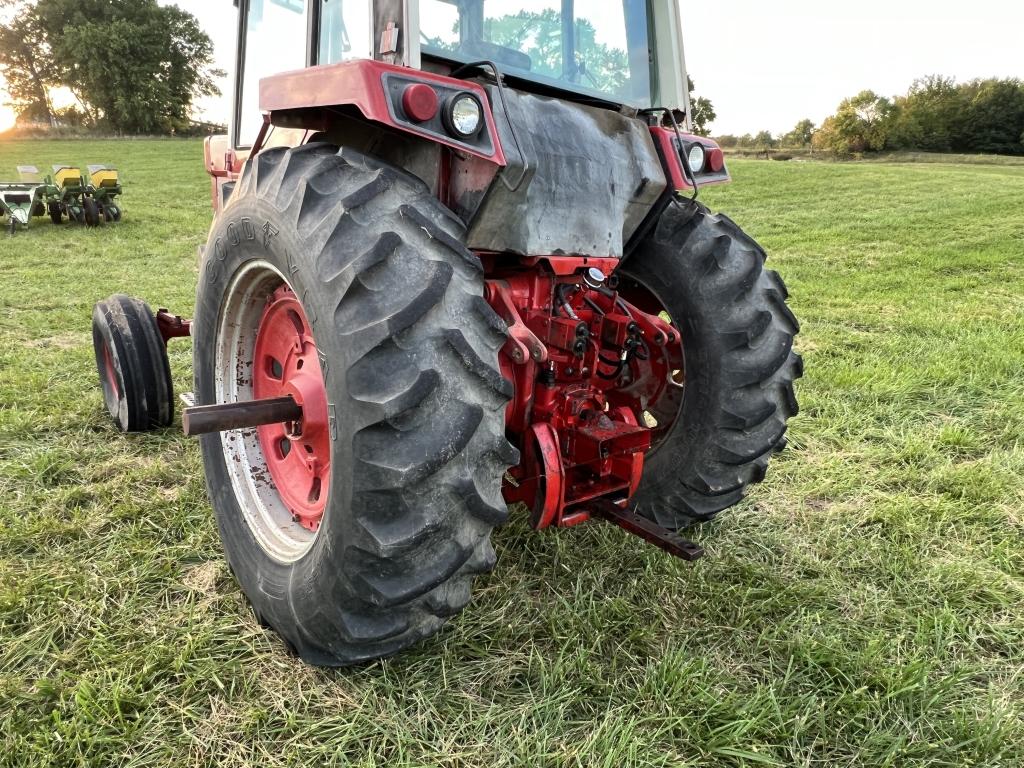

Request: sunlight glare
left=0, top=105, right=15, bottom=133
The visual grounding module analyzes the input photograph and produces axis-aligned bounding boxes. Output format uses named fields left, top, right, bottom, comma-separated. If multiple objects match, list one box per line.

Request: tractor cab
left=231, top=0, right=687, bottom=141
left=208, top=0, right=728, bottom=259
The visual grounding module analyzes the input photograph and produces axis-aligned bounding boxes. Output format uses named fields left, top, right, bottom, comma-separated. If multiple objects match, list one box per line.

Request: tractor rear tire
left=193, top=143, right=516, bottom=666
left=92, top=295, right=175, bottom=432
left=621, top=201, right=802, bottom=530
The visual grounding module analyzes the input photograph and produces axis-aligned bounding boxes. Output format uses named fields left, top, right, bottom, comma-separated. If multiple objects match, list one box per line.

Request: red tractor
left=93, top=0, right=801, bottom=665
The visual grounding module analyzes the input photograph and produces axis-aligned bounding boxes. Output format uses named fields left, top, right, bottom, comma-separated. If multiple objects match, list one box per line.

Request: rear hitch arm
left=590, top=499, right=704, bottom=561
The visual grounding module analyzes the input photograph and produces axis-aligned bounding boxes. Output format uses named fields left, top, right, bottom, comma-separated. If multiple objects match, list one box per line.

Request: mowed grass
left=1, top=138, right=1022, bottom=767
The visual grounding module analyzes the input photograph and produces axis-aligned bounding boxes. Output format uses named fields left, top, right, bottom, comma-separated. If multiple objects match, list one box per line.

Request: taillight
left=401, top=83, right=439, bottom=123
left=707, top=148, right=725, bottom=174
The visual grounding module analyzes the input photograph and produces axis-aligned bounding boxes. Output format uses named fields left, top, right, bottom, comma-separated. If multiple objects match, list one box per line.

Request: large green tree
left=816, top=76, right=1024, bottom=157
left=0, top=0, right=221, bottom=133
left=889, top=75, right=962, bottom=151
left=960, top=78, right=1024, bottom=155
left=0, top=0, right=56, bottom=124
left=782, top=119, right=816, bottom=148
left=814, top=90, right=897, bottom=155
left=753, top=129, right=776, bottom=156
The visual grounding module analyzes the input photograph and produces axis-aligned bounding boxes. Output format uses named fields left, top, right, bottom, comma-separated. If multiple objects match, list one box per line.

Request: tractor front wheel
left=193, top=144, right=516, bottom=666
left=92, top=295, right=175, bottom=431
left=620, top=201, right=802, bottom=530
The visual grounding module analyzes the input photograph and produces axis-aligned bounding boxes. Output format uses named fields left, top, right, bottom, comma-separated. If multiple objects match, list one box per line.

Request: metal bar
left=590, top=499, right=704, bottom=561
left=182, top=396, right=303, bottom=437
left=156, top=309, right=192, bottom=343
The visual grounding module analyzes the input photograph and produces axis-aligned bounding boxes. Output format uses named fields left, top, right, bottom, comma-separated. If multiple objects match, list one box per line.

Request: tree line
left=716, top=76, right=1024, bottom=158
left=714, top=121, right=815, bottom=154
left=0, top=0, right=221, bottom=134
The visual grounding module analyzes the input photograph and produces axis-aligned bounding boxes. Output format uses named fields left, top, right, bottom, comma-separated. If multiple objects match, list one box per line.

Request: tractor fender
left=259, top=59, right=506, bottom=166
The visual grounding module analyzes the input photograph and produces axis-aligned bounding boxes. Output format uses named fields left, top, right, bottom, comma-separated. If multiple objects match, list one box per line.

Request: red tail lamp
left=707, top=147, right=725, bottom=173
left=401, top=83, right=439, bottom=122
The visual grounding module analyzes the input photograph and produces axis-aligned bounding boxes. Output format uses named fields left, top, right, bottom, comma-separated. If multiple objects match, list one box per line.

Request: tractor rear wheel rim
left=215, top=261, right=329, bottom=562
left=253, top=284, right=331, bottom=532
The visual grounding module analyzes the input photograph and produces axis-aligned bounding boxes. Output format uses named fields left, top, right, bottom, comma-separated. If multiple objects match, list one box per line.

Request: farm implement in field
left=0, top=164, right=123, bottom=233
left=0, top=184, right=37, bottom=235
left=91, top=0, right=802, bottom=667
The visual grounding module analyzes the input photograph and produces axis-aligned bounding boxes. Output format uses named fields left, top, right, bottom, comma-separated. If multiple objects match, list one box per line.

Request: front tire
left=621, top=201, right=802, bottom=529
left=92, top=295, right=174, bottom=432
left=193, top=144, right=517, bottom=666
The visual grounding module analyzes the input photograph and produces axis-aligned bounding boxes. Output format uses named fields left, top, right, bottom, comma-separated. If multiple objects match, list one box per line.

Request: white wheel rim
left=214, top=260, right=319, bottom=563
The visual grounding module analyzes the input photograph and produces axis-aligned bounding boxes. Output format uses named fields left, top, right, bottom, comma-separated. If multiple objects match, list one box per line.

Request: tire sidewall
left=194, top=194, right=363, bottom=637
left=92, top=304, right=131, bottom=431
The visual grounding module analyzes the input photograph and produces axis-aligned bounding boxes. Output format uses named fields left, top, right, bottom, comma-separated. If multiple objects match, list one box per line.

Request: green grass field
left=1, top=139, right=1022, bottom=766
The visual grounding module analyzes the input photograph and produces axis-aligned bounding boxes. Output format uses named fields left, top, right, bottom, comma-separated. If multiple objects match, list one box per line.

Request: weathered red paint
left=252, top=285, right=330, bottom=532
left=156, top=309, right=192, bottom=344
left=526, top=422, right=564, bottom=529
left=259, top=59, right=506, bottom=165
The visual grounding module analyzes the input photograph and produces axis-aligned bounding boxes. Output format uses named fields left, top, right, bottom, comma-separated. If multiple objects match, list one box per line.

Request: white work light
left=445, top=93, right=483, bottom=137
left=687, top=144, right=706, bottom=175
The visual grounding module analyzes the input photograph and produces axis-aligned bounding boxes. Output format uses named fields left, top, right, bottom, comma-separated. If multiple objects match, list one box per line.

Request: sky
left=2, top=0, right=1023, bottom=136
left=685, top=0, right=1024, bottom=135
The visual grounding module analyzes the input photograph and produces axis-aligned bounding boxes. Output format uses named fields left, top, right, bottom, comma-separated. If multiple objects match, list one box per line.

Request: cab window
left=420, top=0, right=652, bottom=107
left=319, top=0, right=373, bottom=64
left=237, top=0, right=310, bottom=147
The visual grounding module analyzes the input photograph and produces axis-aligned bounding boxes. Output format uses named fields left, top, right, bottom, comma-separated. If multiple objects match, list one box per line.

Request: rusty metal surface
left=182, top=397, right=303, bottom=437
left=466, top=87, right=667, bottom=257
left=591, top=499, right=704, bottom=561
